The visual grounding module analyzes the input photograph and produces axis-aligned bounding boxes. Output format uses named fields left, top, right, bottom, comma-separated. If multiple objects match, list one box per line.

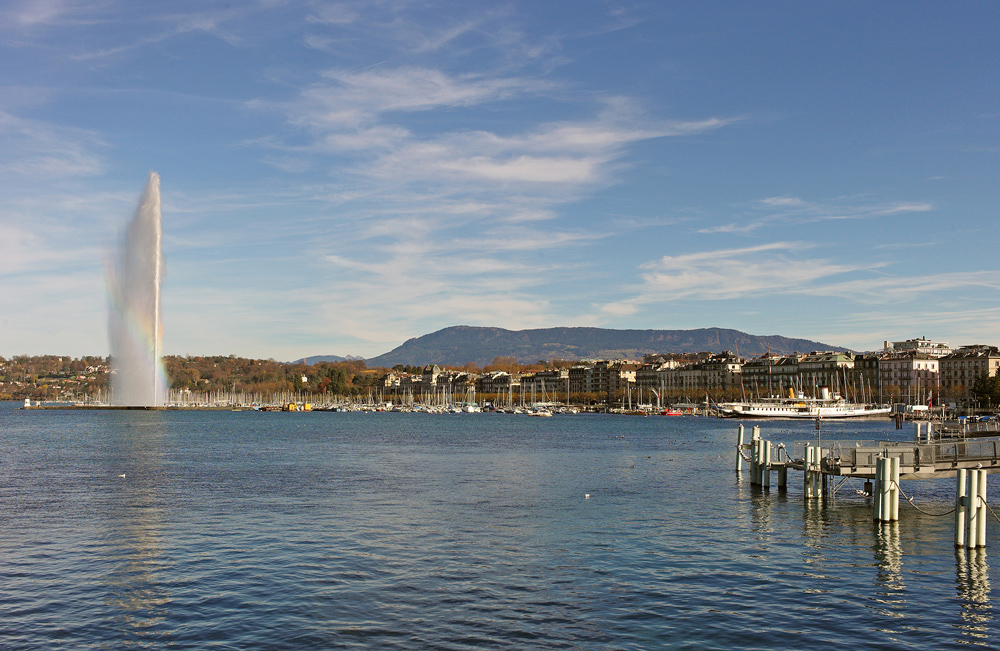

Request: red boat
left=660, top=409, right=683, bottom=416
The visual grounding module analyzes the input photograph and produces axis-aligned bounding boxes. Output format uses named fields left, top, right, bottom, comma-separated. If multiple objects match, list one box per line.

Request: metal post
left=967, top=469, right=980, bottom=547
left=874, top=457, right=884, bottom=521
left=977, top=470, right=988, bottom=549
left=804, top=446, right=812, bottom=498
left=889, top=456, right=900, bottom=522
left=736, top=424, right=745, bottom=472
left=956, top=468, right=968, bottom=548
left=757, top=439, right=765, bottom=485
left=814, top=447, right=823, bottom=499
left=762, top=441, right=771, bottom=489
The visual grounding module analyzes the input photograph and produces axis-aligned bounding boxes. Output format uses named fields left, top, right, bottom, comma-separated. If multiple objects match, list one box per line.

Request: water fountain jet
left=108, top=172, right=167, bottom=406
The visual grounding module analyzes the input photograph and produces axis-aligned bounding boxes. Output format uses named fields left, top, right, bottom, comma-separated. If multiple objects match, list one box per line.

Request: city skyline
left=2, top=2, right=998, bottom=359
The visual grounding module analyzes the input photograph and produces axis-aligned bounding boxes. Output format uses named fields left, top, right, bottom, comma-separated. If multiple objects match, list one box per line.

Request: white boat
left=718, top=388, right=890, bottom=419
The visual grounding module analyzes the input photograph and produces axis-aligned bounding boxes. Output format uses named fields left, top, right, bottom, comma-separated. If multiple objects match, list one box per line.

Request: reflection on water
left=956, top=547, right=993, bottom=645
left=102, top=415, right=172, bottom=647
left=872, top=521, right=906, bottom=621
left=4, top=407, right=999, bottom=649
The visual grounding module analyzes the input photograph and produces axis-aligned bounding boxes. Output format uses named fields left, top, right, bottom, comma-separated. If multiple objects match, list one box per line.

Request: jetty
left=738, top=422, right=1000, bottom=549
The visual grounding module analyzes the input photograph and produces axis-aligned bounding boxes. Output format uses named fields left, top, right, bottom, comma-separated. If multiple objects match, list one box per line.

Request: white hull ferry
left=719, top=388, right=890, bottom=419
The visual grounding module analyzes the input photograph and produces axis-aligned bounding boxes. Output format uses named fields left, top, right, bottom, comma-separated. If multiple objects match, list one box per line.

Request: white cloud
left=306, top=3, right=359, bottom=26
left=295, top=66, right=545, bottom=127
left=699, top=195, right=935, bottom=234
left=601, top=240, right=1000, bottom=321
left=0, top=111, right=103, bottom=178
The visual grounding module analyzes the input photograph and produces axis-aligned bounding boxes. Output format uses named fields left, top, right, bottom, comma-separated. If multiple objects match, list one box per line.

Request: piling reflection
left=955, top=547, right=993, bottom=645
left=102, top=415, right=172, bottom=646
left=748, top=485, right=775, bottom=537
left=872, top=522, right=905, bottom=592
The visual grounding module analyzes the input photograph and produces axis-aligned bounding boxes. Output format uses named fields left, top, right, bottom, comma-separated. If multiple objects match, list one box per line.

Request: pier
left=737, top=423, right=1000, bottom=549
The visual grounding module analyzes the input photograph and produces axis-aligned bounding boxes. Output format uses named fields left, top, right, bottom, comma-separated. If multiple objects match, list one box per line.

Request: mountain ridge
left=360, top=325, right=850, bottom=368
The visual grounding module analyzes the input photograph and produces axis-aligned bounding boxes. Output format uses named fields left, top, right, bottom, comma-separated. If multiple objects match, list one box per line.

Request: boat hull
left=720, top=404, right=890, bottom=419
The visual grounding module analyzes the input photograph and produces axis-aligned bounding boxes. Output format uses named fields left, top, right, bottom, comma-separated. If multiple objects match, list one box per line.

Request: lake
left=0, top=402, right=996, bottom=649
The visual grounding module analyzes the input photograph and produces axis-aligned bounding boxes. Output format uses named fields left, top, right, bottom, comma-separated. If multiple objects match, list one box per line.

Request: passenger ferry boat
left=718, top=388, right=890, bottom=419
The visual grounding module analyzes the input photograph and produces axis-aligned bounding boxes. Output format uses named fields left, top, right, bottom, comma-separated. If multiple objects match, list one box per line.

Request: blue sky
left=1, top=1, right=998, bottom=360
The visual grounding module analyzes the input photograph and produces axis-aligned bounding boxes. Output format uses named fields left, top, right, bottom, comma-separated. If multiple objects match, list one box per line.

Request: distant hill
left=364, top=326, right=849, bottom=368
left=291, top=354, right=364, bottom=365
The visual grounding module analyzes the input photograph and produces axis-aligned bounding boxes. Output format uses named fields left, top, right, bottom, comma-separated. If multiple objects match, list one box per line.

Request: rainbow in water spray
left=107, top=172, right=168, bottom=406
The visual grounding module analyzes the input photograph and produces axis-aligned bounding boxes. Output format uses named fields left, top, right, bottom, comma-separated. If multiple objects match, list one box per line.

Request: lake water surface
left=1, top=402, right=996, bottom=649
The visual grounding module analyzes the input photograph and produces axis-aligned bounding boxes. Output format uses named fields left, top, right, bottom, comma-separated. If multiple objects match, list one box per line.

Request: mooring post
left=956, top=468, right=968, bottom=547
left=750, top=438, right=759, bottom=485
left=762, top=441, right=771, bottom=489
left=876, top=456, right=884, bottom=521
left=778, top=458, right=787, bottom=490
left=757, top=438, right=765, bottom=486
left=927, top=422, right=933, bottom=442
left=814, top=447, right=823, bottom=499
left=914, top=422, right=922, bottom=442
left=872, top=457, right=886, bottom=522
left=977, top=470, right=988, bottom=548
left=757, top=439, right=767, bottom=486
left=804, top=445, right=813, bottom=498
left=736, top=424, right=745, bottom=473
left=967, top=469, right=980, bottom=547
left=889, top=457, right=900, bottom=522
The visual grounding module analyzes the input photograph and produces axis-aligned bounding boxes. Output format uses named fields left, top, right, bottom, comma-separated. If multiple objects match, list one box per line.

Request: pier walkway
left=739, top=423, right=1000, bottom=548
left=788, top=437, right=1000, bottom=480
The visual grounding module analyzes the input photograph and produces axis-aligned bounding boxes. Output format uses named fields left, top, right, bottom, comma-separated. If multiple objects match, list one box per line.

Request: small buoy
left=118, top=473, right=125, bottom=478
left=584, top=493, right=590, bottom=499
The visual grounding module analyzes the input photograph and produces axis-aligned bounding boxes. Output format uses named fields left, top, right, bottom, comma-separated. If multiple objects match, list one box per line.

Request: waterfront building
left=939, top=345, right=1000, bottom=398
left=522, top=368, right=569, bottom=401
left=635, top=361, right=680, bottom=391
left=478, top=371, right=518, bottom=394
left=740, top=354, right=800, bottom=396
left=878, top=353, right=939, bottom=401
left=591, top=360, right=639, bottom=395
left=798, top=352, right=854, bottom=394
left=884, top=337, right=953, bottom=358
left=568, top=365, right=593, bottom=394
left=421, top=365, right=442, bottom=393
left=851, top=353, right=881, bottom=400
left=698, top=352, right=744, bottom=390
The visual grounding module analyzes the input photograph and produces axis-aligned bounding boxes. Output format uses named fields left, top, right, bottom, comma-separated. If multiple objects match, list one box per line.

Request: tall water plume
left=108, top=172, right=168, bottom=406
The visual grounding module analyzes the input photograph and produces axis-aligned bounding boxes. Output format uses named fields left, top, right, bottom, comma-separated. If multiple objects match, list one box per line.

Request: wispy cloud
left=601, top=240, right=1000, bottom=319
left=699, top=195, right=933, bottom=234
left=0, top=110, right=103, bottom=177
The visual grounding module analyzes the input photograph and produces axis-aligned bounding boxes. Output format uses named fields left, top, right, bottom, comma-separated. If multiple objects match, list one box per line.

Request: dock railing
left=793, top=438, right=1000, bottom=475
